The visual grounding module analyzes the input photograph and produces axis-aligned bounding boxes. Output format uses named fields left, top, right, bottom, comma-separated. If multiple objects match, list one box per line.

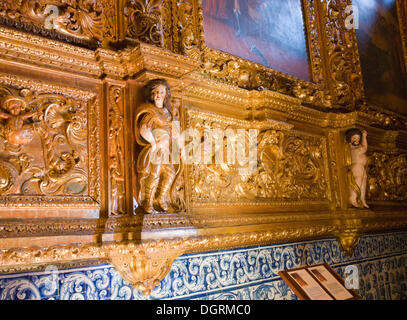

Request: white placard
left=288, top=269, right=333, bottom=300
left=308, top=265, right=354, bottom=300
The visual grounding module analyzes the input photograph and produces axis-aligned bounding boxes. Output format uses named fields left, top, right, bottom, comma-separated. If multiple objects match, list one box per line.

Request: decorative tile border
left=1, top=231, right=407, bottom=300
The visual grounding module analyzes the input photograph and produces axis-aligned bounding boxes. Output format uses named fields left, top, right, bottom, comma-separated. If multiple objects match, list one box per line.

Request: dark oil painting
left=354, top=0, right=407, bottom=115
left=201, top=0, right=310, bottom=81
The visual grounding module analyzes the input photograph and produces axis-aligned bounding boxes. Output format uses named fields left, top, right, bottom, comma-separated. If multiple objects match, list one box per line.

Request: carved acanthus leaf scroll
left=0, top=86, right=89, bottom=200
left=367, top=152, right=407, bottom=202
left=186, top=109, right=330, bottom=206
left=125, top=0, right=164, bottom=46
left=319, top=0, right=365, bottom=109
left=108, top=241, right=184, bottom=295
left=0, top=0, right=105, bottom=45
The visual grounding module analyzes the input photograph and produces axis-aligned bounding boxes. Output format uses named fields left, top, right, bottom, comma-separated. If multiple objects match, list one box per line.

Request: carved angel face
left=350, top=134, right=361, bottom=146
left=151, top=85, right=167, bottom=109
left=4, top=98, right=25, bottom=116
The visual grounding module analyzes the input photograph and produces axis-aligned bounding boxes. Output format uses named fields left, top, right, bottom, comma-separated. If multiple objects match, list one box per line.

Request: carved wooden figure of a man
left=346, top=128, right=369, bottom=208
left=135, top=79, right=177, bottom=214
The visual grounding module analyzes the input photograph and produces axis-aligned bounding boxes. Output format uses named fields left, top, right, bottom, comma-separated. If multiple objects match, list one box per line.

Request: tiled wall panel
left=1, top=232, right=406, bottom=300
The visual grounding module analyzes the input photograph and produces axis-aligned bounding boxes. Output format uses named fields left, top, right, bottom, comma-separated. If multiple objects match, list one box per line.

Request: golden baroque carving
left=367, top=152, right=407, bottom=202
left=0, top=75, right=100, bottom=207
left=185, top=109, right=330, bottom=207
left=125, top=0, right=164, bottom=46
left=135, top=79, right=185, bottom=214
left=396, top=0, right=407, bottom=70
left=2, top=209, right=407, bottom=288
left=328, top=130, right=341, bottom=208
left=0, top=0, right=105, bottom=46
left=319, top=0, right=365, bottom=109
left=337, top=231, right=360, bottom=257
left=108, top=241, right=185, bottom=295
left=108, top=86, right=126, bottom=215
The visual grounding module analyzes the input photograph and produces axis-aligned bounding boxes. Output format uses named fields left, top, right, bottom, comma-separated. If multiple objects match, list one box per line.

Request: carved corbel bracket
left=107, top=241, right=185, bottom=295
left=248, top=89, right=301, bottom=121
left=336, top=231, right=361, bottom=257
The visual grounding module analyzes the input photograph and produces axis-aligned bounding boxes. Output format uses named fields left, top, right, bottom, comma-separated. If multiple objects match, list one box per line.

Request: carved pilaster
left=107, top=85, right=126, bottom=216
left=317, top=0, right=365, bottom=109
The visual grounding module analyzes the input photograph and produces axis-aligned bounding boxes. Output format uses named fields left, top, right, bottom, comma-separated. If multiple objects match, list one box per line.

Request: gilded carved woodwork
left=0, top=0, right=406, bottom=295
left=125, top=0, right=165, bottom=46
left=397, top=0, right=407, bottom=71
left=108, top=85, right=126, bottom=215
left=0, top=0, right=103, bottom=46
left=134, top=79, right=185, bottom=214
left=184, top=108, right=331, bottom=210
left=327, top=130, right=341, bottom=209
left=367, top=152, right=407, bottom=202
left=108, top=241, right=185, bottom=295
left=318, top=0, right=365, bottom=109
left=0, top=75, right=100, bottom=207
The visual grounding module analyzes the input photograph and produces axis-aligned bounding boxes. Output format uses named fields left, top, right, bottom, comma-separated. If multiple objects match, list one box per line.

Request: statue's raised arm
left=345, top=128, right=369, bottom=209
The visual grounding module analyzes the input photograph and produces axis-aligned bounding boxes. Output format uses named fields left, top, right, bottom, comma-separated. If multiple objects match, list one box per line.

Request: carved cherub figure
left=0, top=96, right=38, bottom=147
left=346, top=128, right=369, bottom=208
left=135, top=79, right=178, bottom=214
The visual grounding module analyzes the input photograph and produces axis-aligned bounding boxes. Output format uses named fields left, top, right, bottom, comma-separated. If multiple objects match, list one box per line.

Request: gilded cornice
left=0, top=219, right=98, bottom=238
left=124, top=42, right=201, bottom=79
left=0, top=26, right=101, bottom=77
left=185, top=107, right=293, bottom=131
left=1, top=208, right=407, bottom=293
left=0, top=72, right=97, bottom=102
left=8, top=209, right=407, bottom=240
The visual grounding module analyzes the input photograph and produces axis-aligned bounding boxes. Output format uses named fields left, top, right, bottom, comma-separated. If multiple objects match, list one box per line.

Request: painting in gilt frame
left=201, top=0, right=311, bottom=81
left=354, top=0, right=407, bottom=115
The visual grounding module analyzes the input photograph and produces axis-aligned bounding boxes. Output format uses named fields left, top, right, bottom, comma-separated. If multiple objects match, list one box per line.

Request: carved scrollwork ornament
left=108, top=86, right=126, bottom=215
left=184, top=108, right=329, bottom=208
left=125, top=0, right=165, bottom=46
left=108, top=243, right=184, bottom=295
left=0, top=0, right=106, bottom=46
left=0, top=85, right=91, bottom=203
left=367, top=152, right=407, bottom=202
